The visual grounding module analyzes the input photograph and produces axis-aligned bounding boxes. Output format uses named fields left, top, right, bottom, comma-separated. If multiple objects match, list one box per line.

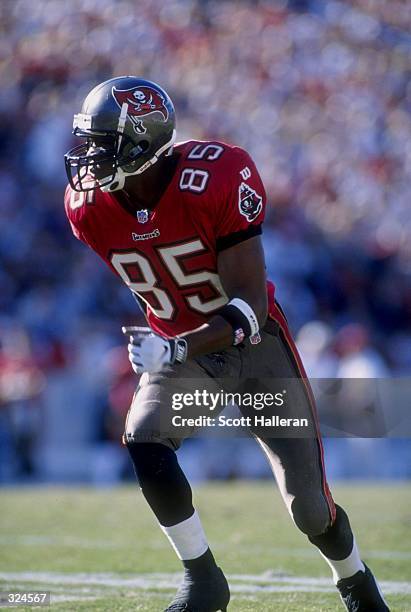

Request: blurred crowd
left=0, top=0, right=410, bottom=482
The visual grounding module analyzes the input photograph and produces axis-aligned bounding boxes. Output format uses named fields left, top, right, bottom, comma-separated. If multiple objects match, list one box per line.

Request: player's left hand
left=122, top=326, right=188, bottom=374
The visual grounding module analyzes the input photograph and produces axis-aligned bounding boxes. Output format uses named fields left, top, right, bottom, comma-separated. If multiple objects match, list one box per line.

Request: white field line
left=236, top=546, right=411, bottom=561
left=0, top=572, right=410, bottom=596
left=1, top=536, right=410, bottom=561
left=0, top=535, right=120, bottom=549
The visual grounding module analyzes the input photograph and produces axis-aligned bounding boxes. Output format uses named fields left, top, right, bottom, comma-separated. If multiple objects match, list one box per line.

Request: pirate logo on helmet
left=238, top=182, right=263, bottom=222
left=112, top=86, right=169, bottom=134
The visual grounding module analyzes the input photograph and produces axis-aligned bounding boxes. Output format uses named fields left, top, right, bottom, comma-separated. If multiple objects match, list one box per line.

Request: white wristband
left=227, top=298, right=259, bottom=336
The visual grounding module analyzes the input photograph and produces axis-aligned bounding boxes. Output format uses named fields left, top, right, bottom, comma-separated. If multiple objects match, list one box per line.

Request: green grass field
left=1, top=483, right=410, bottom=611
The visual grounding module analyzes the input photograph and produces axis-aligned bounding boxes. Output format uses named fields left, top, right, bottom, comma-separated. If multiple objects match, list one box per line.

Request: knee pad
left=291, top=495, right=332, bottom=538
left=126, top=442, right=193, bottom=527
left=126, top=441, right=176, bottom=481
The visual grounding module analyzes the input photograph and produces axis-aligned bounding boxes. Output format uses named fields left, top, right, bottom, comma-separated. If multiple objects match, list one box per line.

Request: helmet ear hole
left=135, top=140, right=149, bottom=154
left=128, top=146, right=139, bottom=159
left=122, top=139, right=149, bottom=160
left=122, top=140, right=151, bottom=172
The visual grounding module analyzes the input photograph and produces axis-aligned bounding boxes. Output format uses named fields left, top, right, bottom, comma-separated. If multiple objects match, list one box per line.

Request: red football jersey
left=65, top=140, right=274, bottom=337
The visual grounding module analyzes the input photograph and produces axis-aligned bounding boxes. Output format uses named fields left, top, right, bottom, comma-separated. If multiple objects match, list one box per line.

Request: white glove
left=122, top=326, right=188, bottom=374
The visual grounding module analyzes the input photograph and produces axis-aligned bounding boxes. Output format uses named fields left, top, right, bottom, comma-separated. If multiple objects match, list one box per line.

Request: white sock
left=320, top=537, right=365, bottom=584
left=160, top=510, right=209, bottom=561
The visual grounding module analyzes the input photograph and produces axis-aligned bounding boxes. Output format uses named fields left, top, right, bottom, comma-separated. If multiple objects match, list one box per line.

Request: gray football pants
left=124, top=314, right=336, bottom=537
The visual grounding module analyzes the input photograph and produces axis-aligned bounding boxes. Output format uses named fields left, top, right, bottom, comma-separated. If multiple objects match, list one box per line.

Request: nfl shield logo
left=250, top=332, right=261, bottom=345
left=137, top=209, right=149, bottom=223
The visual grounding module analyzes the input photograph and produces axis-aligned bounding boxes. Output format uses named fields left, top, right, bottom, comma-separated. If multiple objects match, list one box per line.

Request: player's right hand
left=122, top=326, right=187, bottom=374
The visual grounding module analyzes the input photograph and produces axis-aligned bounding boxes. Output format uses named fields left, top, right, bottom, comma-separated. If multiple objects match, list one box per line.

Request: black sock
left=127, top=442, right=194, bottom=527
left=308, top=504, right=354, bottom=560
left=183, top=548, right=218, bottom=578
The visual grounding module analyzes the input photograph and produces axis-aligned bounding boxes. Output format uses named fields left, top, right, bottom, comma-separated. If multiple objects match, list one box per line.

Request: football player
left=64, top=76, right=389, bottom=612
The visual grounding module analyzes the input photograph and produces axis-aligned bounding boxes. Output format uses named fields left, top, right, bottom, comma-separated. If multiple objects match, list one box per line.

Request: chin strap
left=135, top=129, right=177, bottom=175
left=100, top=129, right=177, bottom=193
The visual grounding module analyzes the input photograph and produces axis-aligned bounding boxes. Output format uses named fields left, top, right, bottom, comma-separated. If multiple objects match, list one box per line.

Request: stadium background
left=0, top=0, right=410, bottom=486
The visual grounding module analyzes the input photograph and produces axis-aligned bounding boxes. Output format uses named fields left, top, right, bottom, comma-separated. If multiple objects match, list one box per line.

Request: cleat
left=164, top=566, right=230, bottom=612
left=336, top=563, right=390, bottom=611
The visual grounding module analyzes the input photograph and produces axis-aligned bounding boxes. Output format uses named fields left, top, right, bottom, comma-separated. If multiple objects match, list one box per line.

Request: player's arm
left=123, top=236, right=267, bottom=373
left=180, top=235, right=267, bottom=358
left=124, top=146, right=268, bottom=373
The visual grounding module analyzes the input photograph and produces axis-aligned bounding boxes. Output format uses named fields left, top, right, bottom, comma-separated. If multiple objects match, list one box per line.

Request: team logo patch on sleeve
left=238, top=182, right=263, bottom=222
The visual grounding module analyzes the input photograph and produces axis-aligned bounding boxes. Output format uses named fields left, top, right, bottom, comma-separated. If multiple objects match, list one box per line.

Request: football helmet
left=64, top=76, right=176, bottom=192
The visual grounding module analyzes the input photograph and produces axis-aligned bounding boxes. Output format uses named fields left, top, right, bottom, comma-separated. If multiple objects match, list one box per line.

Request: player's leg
left=124, top=359, right=230, bottom=612
left=245, top=311, right=389, bottom=611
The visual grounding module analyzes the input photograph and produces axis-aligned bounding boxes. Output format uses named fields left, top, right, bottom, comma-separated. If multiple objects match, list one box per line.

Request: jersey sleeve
left=214, top=148, right=266, bottom=252
left=64, top=184, right=96, bottom=249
